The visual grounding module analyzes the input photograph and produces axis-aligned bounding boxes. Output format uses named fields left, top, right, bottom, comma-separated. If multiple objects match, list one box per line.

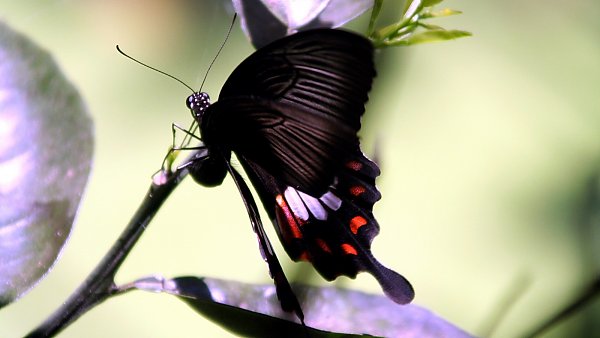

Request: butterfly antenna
left=116, top=45, right=195, bottom=93
left=198, top=13, right=237, bottom=91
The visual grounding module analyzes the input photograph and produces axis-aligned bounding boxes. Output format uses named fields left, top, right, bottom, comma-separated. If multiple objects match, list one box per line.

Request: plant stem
left=524, top=275, right=600, bottom=338
left=25, top=162, right=190, bottom=337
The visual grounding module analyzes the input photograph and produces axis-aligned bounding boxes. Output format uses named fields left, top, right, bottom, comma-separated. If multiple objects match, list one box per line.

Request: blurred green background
left=1, top=0, right=599, bottom=337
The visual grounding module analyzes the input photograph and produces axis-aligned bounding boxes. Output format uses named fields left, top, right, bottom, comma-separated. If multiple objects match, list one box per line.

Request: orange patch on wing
left=276, top=194, right=302, bottom=239
left=298, top=251, right=310, bottom=262
left=341, top=243, right=358, bottom=255
left=349, top=185, right=366, bottom=196
left=350, top=216, right=367, bottom=234
left=346, top=160, right=363, bottom=171
left=315, top=238, right=332, bottom=253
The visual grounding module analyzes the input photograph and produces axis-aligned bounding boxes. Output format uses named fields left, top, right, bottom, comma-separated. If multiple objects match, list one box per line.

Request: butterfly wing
left=198, top=28, right=414, bottom=305
left=238, top=149, right=414, bottom=304
left=201, top=28, right=373, bottom=196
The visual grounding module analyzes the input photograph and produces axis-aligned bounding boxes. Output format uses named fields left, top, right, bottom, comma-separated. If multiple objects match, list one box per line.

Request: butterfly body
left=187, top=29, right=414, bottom=311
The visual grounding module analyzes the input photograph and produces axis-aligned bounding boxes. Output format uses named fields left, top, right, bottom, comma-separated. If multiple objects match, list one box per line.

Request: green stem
left=524, top=276, right=600, bottom=338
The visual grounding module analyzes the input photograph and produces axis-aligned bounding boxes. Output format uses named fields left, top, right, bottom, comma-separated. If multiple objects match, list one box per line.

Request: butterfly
left=185, top=28, right=414, bottom=322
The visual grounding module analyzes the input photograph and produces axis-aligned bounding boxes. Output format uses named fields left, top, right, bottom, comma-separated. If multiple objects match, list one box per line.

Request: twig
left=25, top=153, right=193, bottom=337
left=524, top=275, right=600, bottom=338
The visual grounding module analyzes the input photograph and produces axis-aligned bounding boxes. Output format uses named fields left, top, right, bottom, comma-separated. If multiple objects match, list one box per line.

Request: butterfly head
left=186, top=92, right=211, bottom=121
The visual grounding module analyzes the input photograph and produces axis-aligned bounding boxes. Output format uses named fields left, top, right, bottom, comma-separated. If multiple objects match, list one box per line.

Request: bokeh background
left=1, top=0, right=599, bottom=337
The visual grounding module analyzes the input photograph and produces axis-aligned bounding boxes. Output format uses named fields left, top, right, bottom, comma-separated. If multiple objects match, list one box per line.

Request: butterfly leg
left=171, top=120, right=201, bottom=151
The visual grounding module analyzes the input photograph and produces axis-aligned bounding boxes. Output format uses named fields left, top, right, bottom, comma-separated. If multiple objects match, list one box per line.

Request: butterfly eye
left=186, top=95, right=195, bottom=110
left=186, top=92, right=211, bottom=113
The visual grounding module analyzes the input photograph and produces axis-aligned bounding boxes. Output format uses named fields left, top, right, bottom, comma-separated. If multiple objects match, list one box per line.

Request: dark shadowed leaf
left=0, top=21, right=93, bottom=308
left=128, top=275, right=473, bottom=338
left=232, top=0, right=373, bottom=48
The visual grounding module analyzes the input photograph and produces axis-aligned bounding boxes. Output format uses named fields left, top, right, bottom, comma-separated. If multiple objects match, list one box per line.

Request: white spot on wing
left=284, top=187, right=309, bottom=221
left=320, top=191, right=342, bottom=211
left=298, top=190, right=327, bottom=220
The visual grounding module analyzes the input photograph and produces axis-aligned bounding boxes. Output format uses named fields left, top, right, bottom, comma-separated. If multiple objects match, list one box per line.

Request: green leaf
left=422, top=0, right=445, bottom=7
left=402, top=0, right=422, bottom=18
left=421, top=8, right=463, bottom=19
left=0, top=20, right=93, bottom=308
left=367, top=0, right=384, bottom=36
left=402, top=0, right=444, bottom=19
left=371, top=0, right=470, bottom=48
left=418, top=22, right=445, bottom=31
left=390, top=29, right=472, bottom=46
left=128, top=276, right=473, bottom=338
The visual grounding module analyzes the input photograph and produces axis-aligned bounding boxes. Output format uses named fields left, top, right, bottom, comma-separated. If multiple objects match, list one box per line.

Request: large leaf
left=231, top=0, right=373, bottom=48
left=128, top=276, right=473, bottom=337
left=0, top=21, right=94, bottom=308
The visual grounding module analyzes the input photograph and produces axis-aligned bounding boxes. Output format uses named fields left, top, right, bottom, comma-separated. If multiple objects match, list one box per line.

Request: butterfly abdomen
left=187, top=148, right=230, bottom=187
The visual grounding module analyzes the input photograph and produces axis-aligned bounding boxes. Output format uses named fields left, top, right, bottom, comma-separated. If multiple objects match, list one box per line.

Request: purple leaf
left=0, top=21, right=93, bottom=308
left=232, top=0, right=373, bottom=48
left=129, top=275, right=473, bottom=337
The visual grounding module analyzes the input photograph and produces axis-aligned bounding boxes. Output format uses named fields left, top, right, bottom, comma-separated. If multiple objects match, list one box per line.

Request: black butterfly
left=185, top=28, right=414, bottom=322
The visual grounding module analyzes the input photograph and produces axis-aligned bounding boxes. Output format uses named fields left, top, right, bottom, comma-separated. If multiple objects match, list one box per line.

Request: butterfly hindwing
left=238, top=150, right=414, bottom=304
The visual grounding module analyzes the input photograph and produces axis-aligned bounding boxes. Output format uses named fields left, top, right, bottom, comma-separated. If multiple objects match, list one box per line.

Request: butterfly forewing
left=201, top=29, right=374, bottom=196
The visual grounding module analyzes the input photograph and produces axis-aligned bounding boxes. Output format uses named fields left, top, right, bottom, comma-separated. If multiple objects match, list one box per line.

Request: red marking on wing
left=349, top=216, right=367, bottom=234
left=276, top=194, right=303, bottom=239
left=315, top=238, right=332, bottom=253
left=346, top=160, right=363, bottom=171
left=349, top=185, right=366, bottom=196
left=298, top=251, right=310, bottom=262
left=341, top=243, right=358, bottom=255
